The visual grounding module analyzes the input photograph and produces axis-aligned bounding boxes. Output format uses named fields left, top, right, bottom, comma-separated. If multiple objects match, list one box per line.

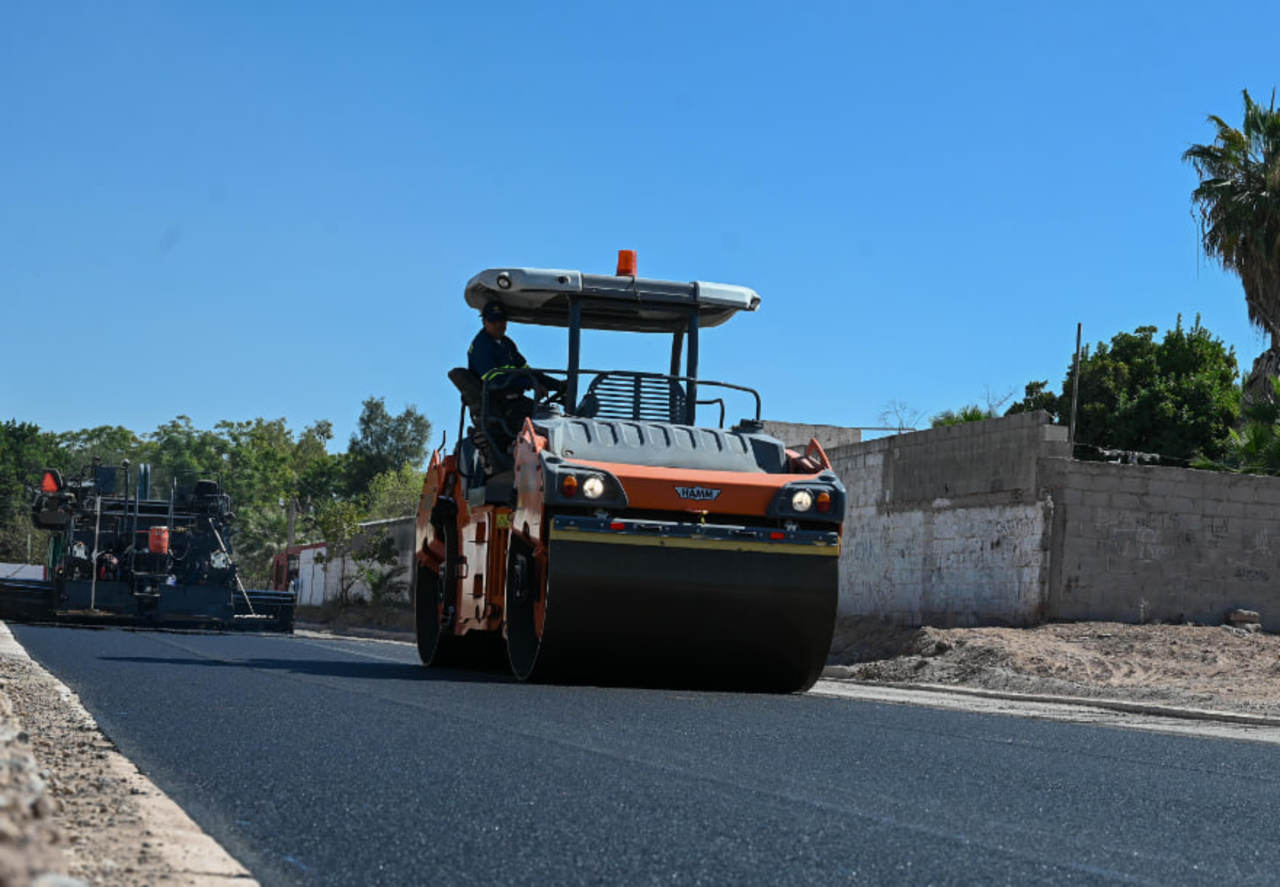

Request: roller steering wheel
left=533, top=379, right=567, bottom=409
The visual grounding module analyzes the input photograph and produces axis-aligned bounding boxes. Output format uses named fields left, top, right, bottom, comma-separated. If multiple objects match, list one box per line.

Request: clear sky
left=3, top=1, right=1278, bottom=449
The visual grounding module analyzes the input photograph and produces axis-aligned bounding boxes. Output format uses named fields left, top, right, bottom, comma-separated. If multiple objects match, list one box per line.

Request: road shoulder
left=0, top=622, right=258, bottom=886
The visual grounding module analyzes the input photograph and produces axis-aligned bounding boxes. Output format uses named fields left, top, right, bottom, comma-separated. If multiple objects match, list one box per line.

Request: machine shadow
left=97, top=655, right=514, bottom=684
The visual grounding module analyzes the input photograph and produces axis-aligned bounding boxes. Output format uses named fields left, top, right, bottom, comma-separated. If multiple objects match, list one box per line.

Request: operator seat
left=447, top=367, right=484, bottom=415
left=447, top=367, right=520, bottom=474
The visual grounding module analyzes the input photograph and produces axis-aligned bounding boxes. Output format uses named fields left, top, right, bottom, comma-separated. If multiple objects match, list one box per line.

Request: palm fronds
left=1184, top=89, right=1280, bottom=344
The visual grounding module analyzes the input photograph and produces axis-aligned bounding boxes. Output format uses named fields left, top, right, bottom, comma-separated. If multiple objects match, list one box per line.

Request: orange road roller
left=414, top=253, right=843, bottom=691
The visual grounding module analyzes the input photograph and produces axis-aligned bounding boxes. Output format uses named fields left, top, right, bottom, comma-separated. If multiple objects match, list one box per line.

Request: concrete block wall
left=1042, top=459, right=1280, bottom=631
left=828, top=411, right=1068, bottom=626
left=309, top=414, right=1280, bottom=630
left=762, top=421, right=862, bottom=452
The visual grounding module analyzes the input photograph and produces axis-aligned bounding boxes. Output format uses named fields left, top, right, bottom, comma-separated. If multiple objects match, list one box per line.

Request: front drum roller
left=505, top=534, right=837, bottom=692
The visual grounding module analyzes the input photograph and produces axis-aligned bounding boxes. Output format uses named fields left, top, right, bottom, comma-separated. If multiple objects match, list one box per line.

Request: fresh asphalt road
left=11, top=625, right=1280, bottom=886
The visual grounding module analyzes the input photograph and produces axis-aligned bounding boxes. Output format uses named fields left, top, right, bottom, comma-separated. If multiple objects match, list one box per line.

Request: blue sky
left=3, top=1, right=1278, bottom=449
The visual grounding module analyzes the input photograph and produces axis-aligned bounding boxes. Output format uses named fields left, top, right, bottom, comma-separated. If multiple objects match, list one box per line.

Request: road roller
left=413, top=252, right=844, bottom=691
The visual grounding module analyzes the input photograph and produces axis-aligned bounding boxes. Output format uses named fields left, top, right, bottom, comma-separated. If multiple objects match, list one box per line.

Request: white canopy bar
left=464, top=267, right=761, bottom=332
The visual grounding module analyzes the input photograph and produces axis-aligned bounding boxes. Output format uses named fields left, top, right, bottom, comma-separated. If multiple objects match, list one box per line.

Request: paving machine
left=0, top=461, right=294, bottom=630
left=415, top=252, right=843, bottom=691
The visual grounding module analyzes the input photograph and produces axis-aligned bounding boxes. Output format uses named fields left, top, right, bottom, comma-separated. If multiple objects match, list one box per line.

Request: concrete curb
left=818, top=673, right=1280, bottom=728
left=0, top=622, right=259, bottom=885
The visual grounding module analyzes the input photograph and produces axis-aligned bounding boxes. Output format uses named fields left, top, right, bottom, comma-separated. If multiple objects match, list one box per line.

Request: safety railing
left=477, top=367, right=761, bottom=433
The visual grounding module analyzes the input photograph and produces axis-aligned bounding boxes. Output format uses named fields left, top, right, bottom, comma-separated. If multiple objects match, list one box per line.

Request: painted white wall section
left=828, top=411, right=1064, bottom=626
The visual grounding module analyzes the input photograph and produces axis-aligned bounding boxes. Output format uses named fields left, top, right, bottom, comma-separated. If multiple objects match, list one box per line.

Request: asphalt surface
left=12, top=624, right=1280, bottom=886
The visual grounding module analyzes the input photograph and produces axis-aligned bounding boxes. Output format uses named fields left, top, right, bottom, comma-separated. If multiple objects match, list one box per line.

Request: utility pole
left=1068, top=322, right=1083, bottom=453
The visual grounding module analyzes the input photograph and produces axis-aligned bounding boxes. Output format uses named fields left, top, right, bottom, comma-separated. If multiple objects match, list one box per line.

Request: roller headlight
left=790, top=490, right=814, bottom=512
left=543, top=459, right=630, bottom=508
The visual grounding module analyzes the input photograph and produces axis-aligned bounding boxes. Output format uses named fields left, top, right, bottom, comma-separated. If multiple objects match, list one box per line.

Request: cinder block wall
left=1041, top=459, right=1280, bottom=631
left=828, top=411, right=1068, bottom=626
left=763, top=421, right=862, bottom=452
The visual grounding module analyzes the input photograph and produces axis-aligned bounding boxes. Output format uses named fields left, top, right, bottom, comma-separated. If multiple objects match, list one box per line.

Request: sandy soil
left=825, top=617, right=1280, bottom=717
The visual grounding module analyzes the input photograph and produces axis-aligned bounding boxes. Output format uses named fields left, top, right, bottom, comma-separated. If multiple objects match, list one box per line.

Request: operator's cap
left=481, top=301, right=507, bottom=321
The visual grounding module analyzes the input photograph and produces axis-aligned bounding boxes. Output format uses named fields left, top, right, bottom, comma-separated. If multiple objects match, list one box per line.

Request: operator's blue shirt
left=468, top=329, right=531, bottom=391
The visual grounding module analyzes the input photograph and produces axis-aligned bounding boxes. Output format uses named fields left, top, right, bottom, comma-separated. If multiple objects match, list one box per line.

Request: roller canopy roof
left=465, top=267, right=761, bottom=332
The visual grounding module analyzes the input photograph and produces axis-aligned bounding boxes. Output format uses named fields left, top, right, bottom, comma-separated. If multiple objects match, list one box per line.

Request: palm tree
left=1194, top=376, right=1280, bottom=475
left=1184, top=90, right=1280, bottom=374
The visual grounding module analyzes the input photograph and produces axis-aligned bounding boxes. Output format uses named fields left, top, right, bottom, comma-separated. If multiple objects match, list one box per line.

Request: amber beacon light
left=616, top=249, right=637, bottom=276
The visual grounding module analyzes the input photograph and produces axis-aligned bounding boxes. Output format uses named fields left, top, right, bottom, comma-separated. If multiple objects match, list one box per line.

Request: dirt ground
left=825, top=617, right=1280, bottom=717
left=295, top=601, right=412, bottom=634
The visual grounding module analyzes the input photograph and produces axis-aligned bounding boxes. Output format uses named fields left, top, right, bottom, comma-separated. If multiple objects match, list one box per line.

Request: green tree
left=364, top=462, right=426, bottom=521
left=1005, top=380, right=1062, bottom=420
left=210, top=417, right=347, bottom=585
left=1196, top=376, right=1280, bottom=474
left=294, top=420, right=342, bottom=505
left=149, top=416, right=226, bottom=494
left=345, top=397, right=432, bottom=494
left=56, top=425, right=150, bottom=474
left=0, top=404, right=427, bottom=587
left=0, top=421, right=60, bottom=563
left=232, top=504, right=290, bottom=588
left=1066, top=317, right=1239, bottom=461
left=1184, top=89, right=1280, bottom=352
left=215, top=418, right=296, bottom=512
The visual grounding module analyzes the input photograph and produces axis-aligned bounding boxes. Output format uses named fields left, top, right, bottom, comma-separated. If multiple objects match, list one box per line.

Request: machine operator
left=468, top=301, right=564, bottom=442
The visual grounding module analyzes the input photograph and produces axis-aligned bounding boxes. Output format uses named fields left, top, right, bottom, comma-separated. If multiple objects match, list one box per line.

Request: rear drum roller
left=413, top=561, right=448, bottom=666
left=416, top=521, right=507, bottom=670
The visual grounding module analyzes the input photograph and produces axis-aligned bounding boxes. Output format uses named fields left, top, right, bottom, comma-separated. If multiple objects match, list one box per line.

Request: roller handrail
left=478, top=367, right=761, bottom=428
